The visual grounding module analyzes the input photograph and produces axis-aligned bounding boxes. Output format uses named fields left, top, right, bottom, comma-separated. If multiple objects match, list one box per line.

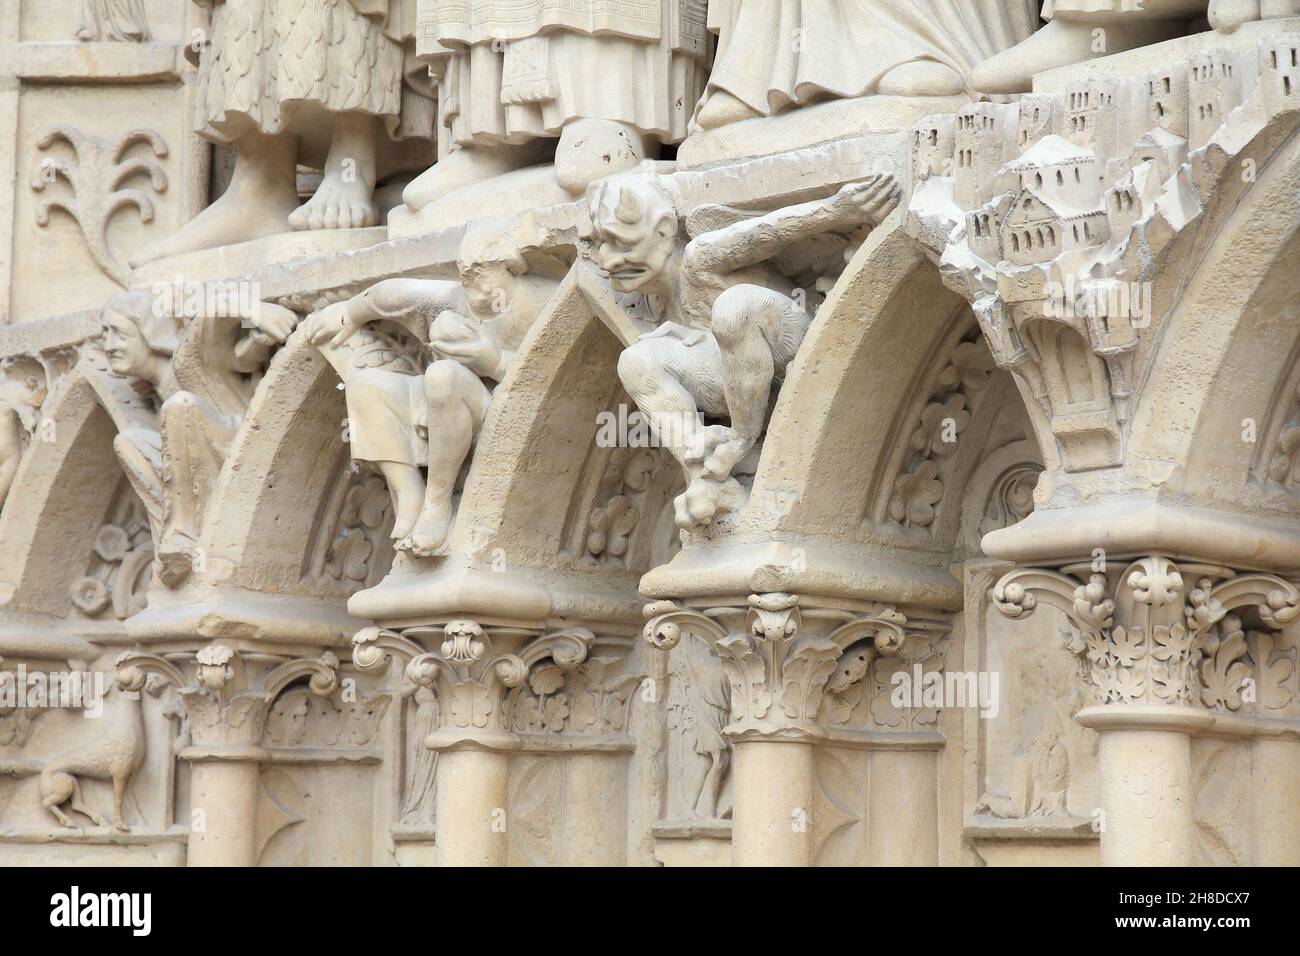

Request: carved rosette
left=115, top=643, right=340, bottom=754
left=644, top=594, right=913, bottom=741
left=992, top=556, right=1300, bottom=713
left=352, top=620, right=594, bottom=751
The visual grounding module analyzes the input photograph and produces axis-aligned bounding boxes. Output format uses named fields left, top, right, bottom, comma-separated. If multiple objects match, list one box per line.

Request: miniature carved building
left=1, top=3, right=1300, bottom=871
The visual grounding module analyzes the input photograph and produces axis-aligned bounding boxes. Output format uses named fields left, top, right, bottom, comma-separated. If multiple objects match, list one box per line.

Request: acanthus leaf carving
left=993, top=557, right=1300, bottom=711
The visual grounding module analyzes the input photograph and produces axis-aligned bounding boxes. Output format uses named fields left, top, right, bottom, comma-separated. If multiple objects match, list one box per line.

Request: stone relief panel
left=663, top=632, right=732, bottom=823
left=69, top=479, right=153, bottom=621
left=0, top=668, right=178, bottom=836
left=968, top=572, right=1100, bottom=826
left=9, top=83, right=197, bottom=321
left=20, top=1, right=184, bottom=43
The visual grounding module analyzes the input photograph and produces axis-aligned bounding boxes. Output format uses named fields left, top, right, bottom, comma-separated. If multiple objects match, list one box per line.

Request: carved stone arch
left=643, top=213, right=1001, bottom=604
left=0, top=369, right=128, bottom=620
left=958, top=439, right=1044, bottom=558
left=349, top=263, right=676, bottom=624
left=1128, top=121, right=1300, bottom=520
left=197, top=334, right=356, bottom=597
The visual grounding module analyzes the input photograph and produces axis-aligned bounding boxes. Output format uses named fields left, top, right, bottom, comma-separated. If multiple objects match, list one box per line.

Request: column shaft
left=1250, top=737, right=1300, bottom=866
left=731, top=739, right=816, bottom=866
left=561, top=753, right=628, bottom=866
left=1098, top=729, right=1193, bottom=866
left=187, top=759, right=261, bottom=867
left=435, top=748, right=510, bottom=867
left=868, top=749, right=939, bottom=865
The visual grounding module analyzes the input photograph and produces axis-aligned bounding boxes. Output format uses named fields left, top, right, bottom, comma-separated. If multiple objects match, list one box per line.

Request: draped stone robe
left=698, top=0, right=1043, bottom=121
left=191, top=0, right=434, bottom=145
left=417, top=0, right=710, bottom=155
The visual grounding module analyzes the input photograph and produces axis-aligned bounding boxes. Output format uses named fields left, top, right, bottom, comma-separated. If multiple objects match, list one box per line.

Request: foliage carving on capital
left=352, top=621, right=594, bottom=743
left=643, top=595, right=914, bottom=739
left=992, top=557, right=1300, bottom=709
left=115, top=644, right=340, bottom=750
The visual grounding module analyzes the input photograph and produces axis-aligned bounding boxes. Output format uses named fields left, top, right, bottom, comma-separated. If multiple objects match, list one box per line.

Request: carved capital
left=644, top=594, right=914, bottom=741
left=353, top=622, right=594, bottom=751
left=992, top=556, right=1300, bottom=715
left=115, top=643, right=340, bottom=754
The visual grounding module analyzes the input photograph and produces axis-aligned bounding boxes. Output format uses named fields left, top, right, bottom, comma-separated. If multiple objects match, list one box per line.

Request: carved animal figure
left=0, top=684, right=145, bottom=830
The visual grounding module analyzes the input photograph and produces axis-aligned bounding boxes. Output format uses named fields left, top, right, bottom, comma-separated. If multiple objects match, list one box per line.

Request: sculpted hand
left=429, top=309, right=504, bottom=379
left=248, top=301, right=299, bottom=344
left=302, top=302, right=351, bottom=346
left=831, top=174, right=901, bottom=226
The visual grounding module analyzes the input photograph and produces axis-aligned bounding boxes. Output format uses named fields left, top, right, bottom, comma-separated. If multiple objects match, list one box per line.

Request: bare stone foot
left=129, top=132, right=299, bottom=267
left=694, top=90, right=763, bottom=131
left=554, top=119, right=648, bottom=195
left=407, top=498, right=453, bottom=557
left=129, top=180, right=298, bottom=268
left=390, top=494, right=421, bottom=544
left=288, top=172, right=378, bottom=231
left=970, top=18, right=1181, bottom=95
left=876, top=60, right=964, bottom=97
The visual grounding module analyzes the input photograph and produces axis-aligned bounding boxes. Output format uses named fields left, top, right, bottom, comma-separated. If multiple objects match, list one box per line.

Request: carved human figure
left=131, top=0, right=434, bottom=265
left=0, top=358, right=49, bottom=514
left=692, top=0, right=1041, bottom=131
left=401, top=0, right=709, bottom=211
left=77, top=0, right=150, bottom=41
left=586, top=171, right=899, bottom=528
left=973, top=0, right=1221, bottom=94
left=682, top=633, right=730, bottom=819
left=303, top=232, right=559, bottom=555
left=100, top=290, right=298, bottom=584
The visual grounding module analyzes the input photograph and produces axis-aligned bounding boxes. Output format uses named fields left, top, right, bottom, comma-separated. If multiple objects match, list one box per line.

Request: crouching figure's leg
left=408, top=360, right=492, bottom=556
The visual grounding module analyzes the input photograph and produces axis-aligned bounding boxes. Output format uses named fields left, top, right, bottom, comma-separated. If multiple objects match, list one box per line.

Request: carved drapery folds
left=992, top=556, right=1300, bottom=717
left=644, top=594, right=915, bottom=740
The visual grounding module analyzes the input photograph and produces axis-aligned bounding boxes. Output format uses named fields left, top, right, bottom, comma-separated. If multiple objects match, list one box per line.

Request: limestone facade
left=1, top=0, right=1299, bottom=867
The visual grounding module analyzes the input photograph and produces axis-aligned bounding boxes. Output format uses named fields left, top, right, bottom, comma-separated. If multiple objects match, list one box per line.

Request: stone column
left=993, top=556, right=1299, bottom=866
left=1250, top=736, right=1300, bottom=866
left=868, top=748, right=939, bottom=866
left=560, top=751, right=630, bottom=866
left=645, top=594, right=914, bottom=867
left=116, top=643, right=340, bottom=867
left=353, top=620, right=593, bottom=867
